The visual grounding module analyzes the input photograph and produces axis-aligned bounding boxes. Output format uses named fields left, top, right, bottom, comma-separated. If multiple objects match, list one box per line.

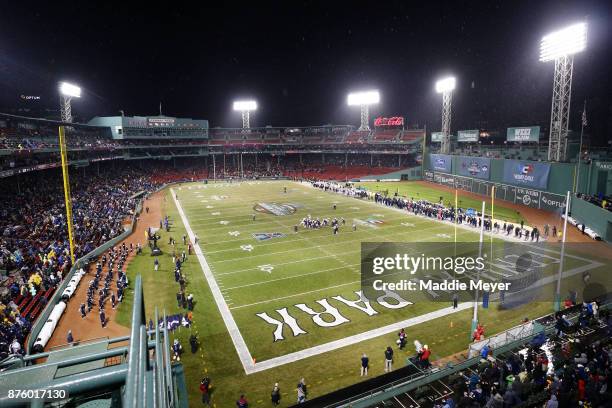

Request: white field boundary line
left=170, top=188, right=255, bottom=374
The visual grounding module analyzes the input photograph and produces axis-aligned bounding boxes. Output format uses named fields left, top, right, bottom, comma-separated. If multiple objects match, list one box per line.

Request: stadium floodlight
left=540, top=22, right=587, bottom=162
left=233, top=100, right=257, bottom=129
left=233, top=100, right=257, bottom=112
left=347, top=90, right=379, bottom=131
left=59, top=82, right=82, bottom=98
left=59, top=82, right=81, bottom=123
left=435, top=77, right=456, bottom=94
left=435, top=76, right=456, bottom=154
left=539, top=22, right=587, bottom=62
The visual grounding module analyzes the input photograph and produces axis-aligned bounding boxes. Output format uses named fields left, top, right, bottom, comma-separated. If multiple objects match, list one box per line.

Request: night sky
left=1, top=1, right=611, bottom=143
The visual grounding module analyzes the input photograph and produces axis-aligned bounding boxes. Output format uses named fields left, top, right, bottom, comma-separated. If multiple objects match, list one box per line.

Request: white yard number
left=241, top=244, right=254, bottom=252
left=436, top=233, right=452, bottom=239
left=228, top=231, right=241, bottom=237
left=350, top=207, right=360, bottom=210
left=258, top=264, right=274, bottom=274
left=220, top=220, right=230, bottom=225
left=206, top=205, right=213, bottom=208
left=401, top=222, right=415, bottom=227
left=211, top=212, right=221, bottom=216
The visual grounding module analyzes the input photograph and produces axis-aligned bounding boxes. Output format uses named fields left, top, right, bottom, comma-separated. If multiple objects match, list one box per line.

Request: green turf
left=355, top=181, right=524, bottom=223
left=115, top=180, right=606, bottom=407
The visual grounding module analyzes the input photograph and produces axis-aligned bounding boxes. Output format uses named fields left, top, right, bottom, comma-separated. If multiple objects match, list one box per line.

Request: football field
left=172, top=181, right=486, bottom=372
left=119, top=180, right=607, bottom=405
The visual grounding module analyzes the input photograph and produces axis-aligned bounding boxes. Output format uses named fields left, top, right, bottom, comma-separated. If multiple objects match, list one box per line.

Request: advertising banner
left=457, top=156, right=491, bottom=180
left=514, top=188, right=541, bottom=209
left=539, top=192, right=567, bottom=212
left=431, top=132, right=444, bottom=142
left=424, top=171, right=565, bottom=211
left=502, top=160, right=550, bottom=189
left=433, top=173, right=456, bottom=188
left=429, top=154, right=452, bottom=173
left=457, top=129, right=479, bottom=143
left=506, top=126, right=540, bottom=142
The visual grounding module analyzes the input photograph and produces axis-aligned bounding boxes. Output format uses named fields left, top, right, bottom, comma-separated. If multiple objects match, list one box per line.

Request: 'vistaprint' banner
left=502, top=160, right=550, bottom=189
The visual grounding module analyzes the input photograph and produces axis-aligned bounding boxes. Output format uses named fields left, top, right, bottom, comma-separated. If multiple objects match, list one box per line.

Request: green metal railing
left=1, top=274, right=183, bottom=408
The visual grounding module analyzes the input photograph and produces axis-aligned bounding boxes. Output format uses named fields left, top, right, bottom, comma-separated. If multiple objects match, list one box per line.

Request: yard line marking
left=196, top=212, right=430, bottom=245
left=209, top=223, right=470, bottom=262
left=211, top=231, right=472, bottom=278
left=221, top=263, right=360, bottom=290
left=229, top=281, right=360, bottom=310
left=171, top=188, right=255, bottom=374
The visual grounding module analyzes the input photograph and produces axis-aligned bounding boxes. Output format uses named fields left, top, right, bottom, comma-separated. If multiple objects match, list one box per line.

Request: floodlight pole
left=440, top=91, right=453, bottom=154
left=359, top=104, right=370, bottom=131
left=554, top=191, right=571, bottom=311
left=241, top=110, right=250, bottom=130
left=58, top=126, right=76, bottom=263
left=471, top=200, right=486, bottom=339
left=547, top=55, right=574, bottom=162
left=60, top=95, right=74, bottom=123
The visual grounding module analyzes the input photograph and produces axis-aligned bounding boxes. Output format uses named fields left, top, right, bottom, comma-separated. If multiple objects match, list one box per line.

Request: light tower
left=59, top=82, right=81, bottom=123
left=233, top=100, right=257, bottom=130
left=347, top=90, right=380, bottom=131
left=435, top=77, right=456, bottom=154
left=540, top=22, right=587, bottom=162
left=57, top=81, right=81, bottom=263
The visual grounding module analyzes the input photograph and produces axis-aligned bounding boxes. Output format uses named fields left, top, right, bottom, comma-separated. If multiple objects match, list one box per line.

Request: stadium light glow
left=233, top=100, right=257, bottom=111
left=540, top=22, right=587, bottom=62
left=435, top=77, right=456, bottom=94
left=347, top=90, right=380, bottom=106
left=59, top=82, right=82, bottom=98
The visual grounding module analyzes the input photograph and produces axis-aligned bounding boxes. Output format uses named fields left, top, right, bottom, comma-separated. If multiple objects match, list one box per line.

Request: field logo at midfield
left=253, top=202, right=299, bottom=216
left=353, top=219, right=381, bottom=229
left=366, top=218, right=384, bottom=225
left=253, top=232, right=286, bottom=241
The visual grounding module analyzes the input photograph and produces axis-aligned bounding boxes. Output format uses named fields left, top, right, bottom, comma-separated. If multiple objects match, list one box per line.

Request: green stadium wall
left=355, top=166, right=422, bottom=181
left=570, top=196, right=612, bottom=242
left=424, top=154, right=610, bottom=197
